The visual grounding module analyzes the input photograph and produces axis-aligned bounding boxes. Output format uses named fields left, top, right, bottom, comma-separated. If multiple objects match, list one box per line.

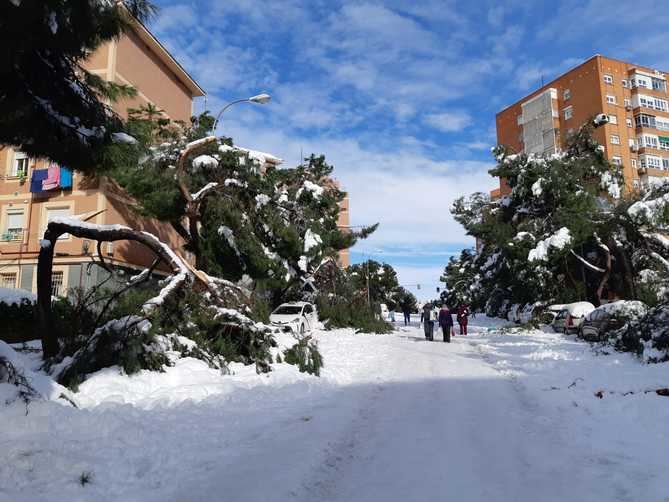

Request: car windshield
left=273, top=306, right=302, bottom=315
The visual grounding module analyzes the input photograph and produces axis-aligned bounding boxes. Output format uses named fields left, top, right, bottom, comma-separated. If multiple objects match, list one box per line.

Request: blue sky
left=150, top=0, right=669, bottom=300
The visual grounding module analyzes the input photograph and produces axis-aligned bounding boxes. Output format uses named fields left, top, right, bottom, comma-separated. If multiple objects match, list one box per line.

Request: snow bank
left=0, top=341, right=72, bottom=403
left=0, top=287, right=35, bottom=306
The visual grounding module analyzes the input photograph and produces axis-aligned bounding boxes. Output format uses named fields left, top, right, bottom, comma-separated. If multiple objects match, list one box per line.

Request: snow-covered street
left=2, top=318, right=668, bottom=502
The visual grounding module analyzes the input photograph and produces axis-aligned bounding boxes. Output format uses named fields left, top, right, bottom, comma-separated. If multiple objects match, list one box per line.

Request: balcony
left=0, top=229, right=25, bottom=244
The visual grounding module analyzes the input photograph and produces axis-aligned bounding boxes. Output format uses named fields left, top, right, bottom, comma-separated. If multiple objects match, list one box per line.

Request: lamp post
left=211, top=93, right=271, bottom=133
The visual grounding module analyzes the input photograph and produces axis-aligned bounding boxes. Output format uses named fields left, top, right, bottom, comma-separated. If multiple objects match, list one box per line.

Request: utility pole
left=366, top=259, right=371, bottom=306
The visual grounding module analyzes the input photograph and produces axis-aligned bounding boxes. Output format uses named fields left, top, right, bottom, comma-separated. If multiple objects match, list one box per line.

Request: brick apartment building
left=0, top=17, right=350, bottom=296
left=494, top=54, right=669, bottom=198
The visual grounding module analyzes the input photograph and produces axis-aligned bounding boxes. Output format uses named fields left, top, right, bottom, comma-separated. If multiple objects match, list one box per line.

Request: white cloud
left=424, top=111, right=472, bottom=132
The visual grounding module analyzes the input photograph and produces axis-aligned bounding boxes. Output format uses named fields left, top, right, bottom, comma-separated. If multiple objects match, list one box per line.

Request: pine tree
left=0, top=0, right=155, bottom=172
left=109, top=110, right=377, bottom=304
left=445, top=122, right=669, bottom=311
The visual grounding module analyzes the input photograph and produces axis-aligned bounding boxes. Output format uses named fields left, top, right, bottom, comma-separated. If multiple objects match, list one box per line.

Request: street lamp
left=211, top=93, right=271, bottom=133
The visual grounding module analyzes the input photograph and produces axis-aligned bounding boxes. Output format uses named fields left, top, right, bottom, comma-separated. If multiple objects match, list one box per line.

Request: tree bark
left=595, top=243, right=612, bottom=307
left=174, top=136, right=217, bottom=269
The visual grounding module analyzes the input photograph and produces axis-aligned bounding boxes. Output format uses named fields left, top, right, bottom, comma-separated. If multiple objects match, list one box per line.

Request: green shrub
left=283, top=336, right=323, bottom=376
left=316, top=296, right=392, bottom=334
left=0, top=298, right=36, bottom=343
left=612, top=303, right=669, bottom=363
left=56, top=316, right=170, bottom=390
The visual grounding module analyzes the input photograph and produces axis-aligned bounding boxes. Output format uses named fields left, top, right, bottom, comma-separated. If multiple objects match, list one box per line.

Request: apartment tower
left=494, top=54, right=669, bottom=197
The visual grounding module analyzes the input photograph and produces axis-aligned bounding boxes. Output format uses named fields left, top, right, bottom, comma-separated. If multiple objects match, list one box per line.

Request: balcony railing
left=0, top=229, right=25, bottom=242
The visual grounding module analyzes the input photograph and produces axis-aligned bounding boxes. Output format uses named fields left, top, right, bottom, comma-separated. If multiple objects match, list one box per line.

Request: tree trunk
left=595, top=244, right=612, bottom=306
left=37, top=220, right=191, bottom=360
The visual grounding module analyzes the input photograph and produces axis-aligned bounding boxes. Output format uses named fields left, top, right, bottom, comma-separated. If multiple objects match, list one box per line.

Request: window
left=3, top=209, right=25, bottom=241
left=51, top=271, right=64, bottom=297
left=608, top=114, right=618, bottom=125
left=45, top=206, right=72, bottom=240
left=624, top=98, right=631, bottom=107
left=626, top=118, right=633, bottom=128
left=638, top=94, right=669, bottom=112
left=563, top=106, right=573, bottom=120
left=657, top=118, right=669, bottom=131
left=606, top=95, right=616, bottom=104
left=622, top=79, right=628, bottom=88
left=10, top=151, right=29, bottom=178
left=641, top=155, right=662, bottom=169
left=563, top=89, right=571, bottom=100
left=610, top=135, right=620, bottom=145
left=663, top=158, right=669, bottom=170
left=631, top=159, right=637, bottom=168
left=612, top=156, right=622, bottom=166
left=603, top=74, right=614, bottom=84
left=660, top=136, right=669, bottom=150
left=640, top=135, right=658, bottom=148
left=635, top=114, right=656, bottom=129
left=652, top=77, right=667, bottom=92
left=0, top=272, right=17, bottom=289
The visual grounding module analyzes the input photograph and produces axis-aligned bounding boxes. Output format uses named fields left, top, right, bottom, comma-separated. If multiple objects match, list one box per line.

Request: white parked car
left=379, top=303, right=389, bottom=321
left=552, top=302, right=596, bottom=334
left=269, top=302, right=318, bottom=334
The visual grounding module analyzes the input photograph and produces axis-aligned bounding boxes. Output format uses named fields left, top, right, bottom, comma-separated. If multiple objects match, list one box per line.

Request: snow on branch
left=191, top=182, right=219, bottom=202
left=569, top=250, right=606, bottom=273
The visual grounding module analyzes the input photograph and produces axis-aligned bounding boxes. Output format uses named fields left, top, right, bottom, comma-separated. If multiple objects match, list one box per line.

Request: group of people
left=420, top=303, right=470, bottom=343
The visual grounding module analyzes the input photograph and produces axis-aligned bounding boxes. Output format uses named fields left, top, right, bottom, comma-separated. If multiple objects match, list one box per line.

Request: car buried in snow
left=551, top=302, right=595, bottom=334
left=269, top=302, right=318, bottom=335
left=579, top=301, right=648, bottom=342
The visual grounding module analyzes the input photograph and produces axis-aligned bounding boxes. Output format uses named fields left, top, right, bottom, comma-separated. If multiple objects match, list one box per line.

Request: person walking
left=457, top=303, right=470, bottom=336
left=438, top=304, right=454, bottom=343
left=422, top=303, right=434, bottom=341
left=402, top=305, right=411, bottom=326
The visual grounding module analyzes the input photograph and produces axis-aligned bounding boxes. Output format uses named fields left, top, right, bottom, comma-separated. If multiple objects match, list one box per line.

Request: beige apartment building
left=494, top=54, right=669, bottom=197
left=0, top=18, right=351, bottom=296
left=0, top=18, right=205, bottom=296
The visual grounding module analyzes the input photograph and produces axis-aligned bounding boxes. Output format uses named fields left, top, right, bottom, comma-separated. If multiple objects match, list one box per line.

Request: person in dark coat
left=438, top=304, right=454, bottom=343
left=422, top=303, right=434, bottom=341
left=402, top=306, right=411, bottom=326
left=457, top=304, right=470, bottom=336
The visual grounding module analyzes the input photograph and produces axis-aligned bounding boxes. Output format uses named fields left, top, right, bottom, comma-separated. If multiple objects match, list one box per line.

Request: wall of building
left=495, top=55, right=669, bottom=196
left=1, top=24, right=199, bottom=294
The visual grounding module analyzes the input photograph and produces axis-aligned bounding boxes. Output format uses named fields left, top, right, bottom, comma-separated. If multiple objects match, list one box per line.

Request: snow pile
left=218, top=226, right=240, bottom=256
left=595, top=300, right=647, bottom=319
left=255, top=194, right=271, bottom=207
left=192, top=154, right=218, bottom=169
left=627, top=192, right=669, bottom=225
left=304, top=229, right=322, bottom=252
left=111, top=132, right=138, bottom=144
left=528, top=227, right=572, bottom=262
left=600, top=171, right=621, bottom=199
left=0, top=341, right=73, bottom=404
left=297, top=180, right=325, bottom=199
left=531, top=179, right=543, bottom=196
left=0, top=288, right=36, bottom=306
left=613, top=303, right=669, bottom=363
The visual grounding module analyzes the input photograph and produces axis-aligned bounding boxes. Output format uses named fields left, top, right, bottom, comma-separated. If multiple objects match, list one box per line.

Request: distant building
left=494, top=54, right=669, bottom=197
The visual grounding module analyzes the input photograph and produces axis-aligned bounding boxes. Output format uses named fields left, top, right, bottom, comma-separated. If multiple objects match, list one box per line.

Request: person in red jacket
left=457, top=304, right=470, bottom=336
